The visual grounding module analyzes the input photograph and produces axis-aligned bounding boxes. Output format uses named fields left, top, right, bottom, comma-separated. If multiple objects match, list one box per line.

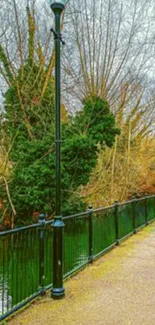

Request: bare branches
left=62, top=0, right=155, bottom=125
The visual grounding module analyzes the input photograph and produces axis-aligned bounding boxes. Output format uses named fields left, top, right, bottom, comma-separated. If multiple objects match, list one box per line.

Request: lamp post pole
left=50, top=1, right=66, bottom=299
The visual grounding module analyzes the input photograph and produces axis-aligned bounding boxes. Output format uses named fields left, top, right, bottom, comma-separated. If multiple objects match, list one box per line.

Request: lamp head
left=49, top=0, right=68, bottom=11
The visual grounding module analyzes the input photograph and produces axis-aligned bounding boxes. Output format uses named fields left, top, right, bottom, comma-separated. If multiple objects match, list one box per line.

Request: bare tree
left=62, top=0, right=155, bottom=123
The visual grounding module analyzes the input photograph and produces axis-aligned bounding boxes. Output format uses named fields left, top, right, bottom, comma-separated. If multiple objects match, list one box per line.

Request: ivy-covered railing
left=0, top=195, right=155, bottom=321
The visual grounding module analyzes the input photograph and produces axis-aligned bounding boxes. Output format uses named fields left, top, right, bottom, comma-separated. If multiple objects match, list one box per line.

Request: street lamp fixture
left=49, top=0, right=68, bottom=299
left=49, top=0, right=68, bottom=7
left=49, top=0, right=68, bottom=16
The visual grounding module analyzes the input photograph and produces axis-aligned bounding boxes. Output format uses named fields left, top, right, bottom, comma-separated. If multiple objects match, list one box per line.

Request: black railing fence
left=0, top=195, right=155, bottom=320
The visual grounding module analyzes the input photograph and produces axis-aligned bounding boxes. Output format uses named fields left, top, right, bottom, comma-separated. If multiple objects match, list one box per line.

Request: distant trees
left=63, top=0, right=155, bottom=205
left=63, top=0, right=155, bottom=132
left=83, top=134, right=155, bottom=207
left=0, top=0, right=155, bottom=227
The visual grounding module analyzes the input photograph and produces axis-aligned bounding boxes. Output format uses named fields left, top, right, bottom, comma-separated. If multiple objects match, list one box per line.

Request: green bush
left=2, top=82, right=119, bottom=224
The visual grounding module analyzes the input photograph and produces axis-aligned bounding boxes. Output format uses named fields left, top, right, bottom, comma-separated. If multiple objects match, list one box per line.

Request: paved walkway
left=8, top=222, right=155, bottom=325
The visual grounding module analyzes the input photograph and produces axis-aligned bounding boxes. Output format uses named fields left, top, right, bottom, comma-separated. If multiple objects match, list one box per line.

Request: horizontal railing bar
left=0, top=195, right=154, bottom=235
left=93, top=243, right=116, bottom=260
left=45, top=219, right=54, bottom=225
left=45, top=283, right=53, bottom=291
left=137, top=195, right=155, bottom=200
left=0, top=222, right=40, bottom=236
left=64, top=261, right=88, bottom=279
left=135, top=223, right=146, bottom=231
left=94, top=195, right=155, bottom=211
left=93, top=205, right=114, bottom=213
left=0, top=219, right=55, bottom=236
left=118, top=200, right=134, bottom=207
left=118, top=231, right=134, bottom=243
left=0, top=291, right=41, bottom=321
left=148, top=218, right=155, bottom=225
left=63, top=211, right=88, bottom=220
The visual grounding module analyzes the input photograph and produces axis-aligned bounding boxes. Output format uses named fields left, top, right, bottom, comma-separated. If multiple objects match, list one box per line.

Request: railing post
left=88, top=206, right=93, bottom=263
left=39, top=214, right=46, bottom=296
left=114, top=201, right=119, bottom=245
left=145, top=197, right=148, bottom=226
left=132, top=198, right=137, bottom=234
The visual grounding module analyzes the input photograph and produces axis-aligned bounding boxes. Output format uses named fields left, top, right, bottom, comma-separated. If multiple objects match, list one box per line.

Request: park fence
left=0, top=195, right=155, bottom=321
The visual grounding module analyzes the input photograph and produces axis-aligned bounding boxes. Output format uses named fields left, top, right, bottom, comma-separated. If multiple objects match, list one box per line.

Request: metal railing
left=0, top=195, right=155, bottom=321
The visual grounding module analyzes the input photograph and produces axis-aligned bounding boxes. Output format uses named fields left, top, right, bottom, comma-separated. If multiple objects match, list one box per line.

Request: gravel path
left=7, top=222, right=155, bottom=325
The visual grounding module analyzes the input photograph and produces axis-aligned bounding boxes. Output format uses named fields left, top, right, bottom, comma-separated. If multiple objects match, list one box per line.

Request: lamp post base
left=51, top=287, right=65, bottom=299
left=51, top=219, right=65, bottom=299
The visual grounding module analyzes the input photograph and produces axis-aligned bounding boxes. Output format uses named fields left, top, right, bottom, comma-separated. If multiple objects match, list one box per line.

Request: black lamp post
left=49, top=0, right=68, bottom=299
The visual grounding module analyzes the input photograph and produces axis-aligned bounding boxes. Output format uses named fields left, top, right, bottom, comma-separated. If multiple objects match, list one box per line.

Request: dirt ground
left=7, top=222, right=155, bottom=325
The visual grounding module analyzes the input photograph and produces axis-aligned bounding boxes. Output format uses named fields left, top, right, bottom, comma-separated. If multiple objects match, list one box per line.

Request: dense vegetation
left=1, top=68, right=119, bottom=225
left=0, top=2, right=155, bottom=228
